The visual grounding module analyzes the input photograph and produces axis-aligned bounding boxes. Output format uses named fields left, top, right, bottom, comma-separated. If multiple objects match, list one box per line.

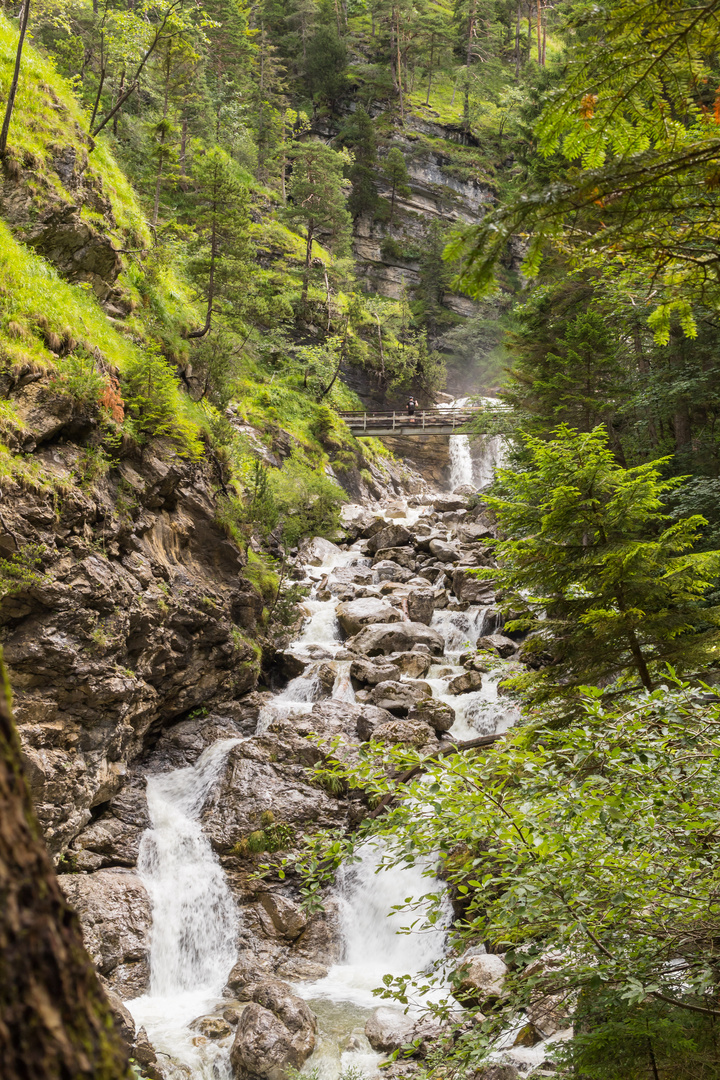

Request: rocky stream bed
left=55, top=444, right=568, bottom=1080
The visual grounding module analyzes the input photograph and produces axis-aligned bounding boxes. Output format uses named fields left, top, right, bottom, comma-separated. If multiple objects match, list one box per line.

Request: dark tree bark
left=0, top=0, right=32, bottom=156
left=0, top=656, right=130, bottom=1080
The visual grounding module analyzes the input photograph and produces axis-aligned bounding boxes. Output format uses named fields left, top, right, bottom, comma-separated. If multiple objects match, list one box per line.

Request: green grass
left=0, top=15, right=150, bottom=245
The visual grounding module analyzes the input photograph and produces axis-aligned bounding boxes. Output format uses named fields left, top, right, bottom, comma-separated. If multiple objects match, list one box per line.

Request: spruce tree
left=484, top=425, right=720, bottom=701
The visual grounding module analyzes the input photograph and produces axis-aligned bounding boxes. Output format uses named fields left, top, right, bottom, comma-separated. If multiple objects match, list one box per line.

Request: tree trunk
left=425, top=34, right=434, bottom=105
left=302, top=219, right=314, bottom=303
left=0, top=0, right=31, bottom=154
left=515, top=0, right=521, bottom=78
left=188, top=206, right=217, bottom=338
left=464, top=0, right=477, bottom=132
left=537, top=0, right=542, bottom=63
left=0, top=657, right=131, bottom=1079
left=395, top=6, right=404, bottom=123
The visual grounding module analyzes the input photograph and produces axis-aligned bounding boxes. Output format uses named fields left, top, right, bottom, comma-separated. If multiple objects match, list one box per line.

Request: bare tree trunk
left=537, top=0, right=542, bottom=63
left=515, top=0, right=521, bottom=77
left=302, top=219, right=314, bottom=303
left=0, top=0, right=31, bottom=154
left=542, top=1, right=547, bottom=64
left=395, top=6, right=404, bottom=124
left=425, top=33, right=434, bottom=105
left=464, top=0, right=477, bottom=132
left=0, top=657, right=131, bottom=1079
left=188, top=210, right=217, bottom=338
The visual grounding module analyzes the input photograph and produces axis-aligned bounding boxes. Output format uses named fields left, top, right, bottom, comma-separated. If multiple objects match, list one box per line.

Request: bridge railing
left=337, top=407, right=502, bottom=431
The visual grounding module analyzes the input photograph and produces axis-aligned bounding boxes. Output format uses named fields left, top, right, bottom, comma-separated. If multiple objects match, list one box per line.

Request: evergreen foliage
left=482, top=426, right=720, bottom=701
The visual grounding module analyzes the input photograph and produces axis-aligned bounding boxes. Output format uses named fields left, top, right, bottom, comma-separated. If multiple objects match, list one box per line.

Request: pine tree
left=383, top=146, right=410, bottom=222
left=284, top=141, right=352, bottom=302
left=484, top=425, right=720, bottom=701
left=339, top=106, right=379, bottom=220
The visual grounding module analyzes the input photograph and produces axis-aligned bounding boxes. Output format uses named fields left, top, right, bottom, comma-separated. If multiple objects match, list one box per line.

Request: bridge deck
left=338, top=407, right=506, bottom=437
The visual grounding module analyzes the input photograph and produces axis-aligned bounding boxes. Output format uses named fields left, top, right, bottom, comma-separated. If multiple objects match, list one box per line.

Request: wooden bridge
left=338, top=405, right=508, bottom=437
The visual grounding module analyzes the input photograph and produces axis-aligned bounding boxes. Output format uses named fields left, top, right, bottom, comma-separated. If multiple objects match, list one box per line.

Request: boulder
left=372, top=718, right=437, bottom=749
left=58, top=869, right=151, bottom=997
left=230, top=995, right=316, bottom=1080
left=387, top=651, right=433, bottom=679
left=365, top=1007, right=416, bottom=1052
left=226, top=955, right=261, bottom=995
left=408, top=698, right=455, bottom=732
left=348, top=622, right=445, bottom=657
left=367, top=524, right=412, bottom=554
left=454, top=953, right=508, bottom=1007
left=308, top=700, right=394, bottom=741
left=258, top=893, right=307, bottom=940
left=336, top=597, right=402, bottom=636
left=433, top=496, right=469, bottom=512
left=452, top=568, right=495, bottom=604
left=429, top=539, right=460, bottom=563
left=300, top=537, right=342, bottom=566
left=457, top=522, right=494, bottom=543
left=370, top=680, right=432, bottom=714
left=478, top=634, right=517, bottom=659
left=447, top=670, right=483, bottom=695
left=102, top=983, right=136, bottom=1051
left=473, top=1068, right=519, bottom=1080
left=350, top=658, right=399, bottom=687
left=372, top=547, right=416, bottom=570
left=374, top=560, right=414, bottom=583
left=406, top=590, right=435, bottom=625
left=193, top=1016, right=234, bottom=1039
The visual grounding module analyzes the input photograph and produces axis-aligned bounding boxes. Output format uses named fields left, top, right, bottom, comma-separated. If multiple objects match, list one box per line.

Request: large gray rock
left=408, top=698, right=455, bottom=732
left=434, top=496, right=469, bottom=512
left=429, top=539, right=461, bottom=563
left=350, top=658, right=400, bottom=686
left=58, top=869, right=151, bottom=997
left=452, top=568, right=495, bottom=603
left=230, top=978, right=317, bottom=1080
left=374, top=560, right=414, bottom=583
left=387, top=651, right=433, bottom=679
left=348, top=622, right=445, bottom=657
left=258, top=893, right=307, bottom=940
left=372, top=547, right=416, bottom=571
left=370, top=680, right=432, bottom=714
left=372, top=718, right=438, bottom=749
left=299, top=537, right=343, bottom=566
left=447, top=670, right=483, bottom=695
left=336, top=597, right=403, bottom=636
left=407, top=590, right=435, bottom=625
left=454, top=953, right=508, bottom=1007
left=478, top=633, right=517, bottom=658
left=365, top=1007, right=416, bottom=1052
left=367, top=524, right=412, bottom=554
left=309, top=700, right=395, bottom=741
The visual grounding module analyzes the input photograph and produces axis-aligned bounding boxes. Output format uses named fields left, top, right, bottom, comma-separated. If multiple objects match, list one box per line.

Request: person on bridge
left=407, top=396, right=416, bottom=423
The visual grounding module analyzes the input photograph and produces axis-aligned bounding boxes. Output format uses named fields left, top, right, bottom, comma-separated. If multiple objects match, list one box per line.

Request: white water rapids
left=124, top=453, right=534, bottom=1078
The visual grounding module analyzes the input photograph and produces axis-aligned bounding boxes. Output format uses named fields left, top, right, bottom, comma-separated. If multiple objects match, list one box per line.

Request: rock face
left=348, top=622, right=445, bottom=656
left=230, top=980, right=317, bottom=1080
left=3, top=425, right=263, bottom=855
left=58, top=870, right=151, bottom=997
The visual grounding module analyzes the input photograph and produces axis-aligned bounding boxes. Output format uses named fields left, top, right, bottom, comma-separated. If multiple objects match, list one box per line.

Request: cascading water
left=128, top=740, right=241, bottom=1079
left=448, top=434, right=474, bottom=490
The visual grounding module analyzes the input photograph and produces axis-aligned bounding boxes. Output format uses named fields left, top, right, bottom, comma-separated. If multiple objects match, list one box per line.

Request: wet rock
left=350, top=658, right=400, bottom=687
left=457, top=522, right=494, bottom=543
left=336, top=597, right=403, bottom=636
left=433, top=496, right=469, bottom=512
left=454, top=953, right=508, bottom=1008
left=310, top=700, right=394, bottom=742
left=367, top=524, right=412, bottom=554
left=452, top=568, right=495, bottom=604
left=275, top=957, right=328, bottom=981
left=370, top=680, right=431, bottom=714
left=408, top=698, right=455, bottom=732
left=348, top=622, right=445, bottom=656
left=429, top=539, right=460, bottom=563
left=374, top=560, right=414, bottom=583
left=526, top=994, right=570, bottom=1038
left=388, top=650, right=433, bottom=679
left=372, top=718, right=437, bottom=749
left=101, top=981, right=136, bottom=1050
left=134, top=1026, right=166, bottom=1080
left=226, top=956, right=261, bottom=995
left=365, top=1007, right=416, bottom=1052
left=230, top=980, right=317, bottom=1080
left=340, top=506, right=385, bottom=541
left=299, top=537, right=343, bottom=566
left=58, top=869, right=151, bottom=996
left=406, top=590, right=435, bottom=624
left=192, top=1016, right=234, bottom=1039
left=447, top=670, right=483, bottom=694
left=258, top=893, right=307, bottom=940
left=372, top=547, right=417, bottom=571
left=472, top=1068, right=519, bottom=1080
left=279, top=651, right=310, bottom=678
left=478, top=634, right=517, bottom=659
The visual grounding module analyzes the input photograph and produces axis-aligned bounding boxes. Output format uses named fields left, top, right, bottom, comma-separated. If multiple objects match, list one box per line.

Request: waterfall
left=297, top=842, right=451, bottom=1010
left=127, top=739, right=240, bottom=1078
left=449, top=434, right=474, bottom=490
